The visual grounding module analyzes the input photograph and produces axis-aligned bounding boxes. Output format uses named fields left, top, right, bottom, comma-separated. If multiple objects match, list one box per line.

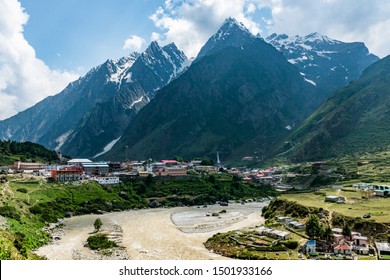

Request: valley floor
left=34, top=202, right=267, bottom=260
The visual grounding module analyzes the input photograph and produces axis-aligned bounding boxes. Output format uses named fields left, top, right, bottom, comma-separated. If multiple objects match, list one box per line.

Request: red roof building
left=51, top=170, right=83, bottom=182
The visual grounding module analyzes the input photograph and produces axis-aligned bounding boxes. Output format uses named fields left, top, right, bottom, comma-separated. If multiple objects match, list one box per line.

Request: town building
left=94, top=177, right=120, bottom=185
left=325, top=196, right=345, bottom=203
left=160, top=160, right=178, bottom=166
left=108, top=162, right=122, bottom=172
left=165, top=167, right=187, bottom=177
left=333, top=240, right=352, bottom=255
left=13, top=161, right=45, bottom=172
left=138, top=170, right=150, bottom=177
left=288, top=221, right=306, bottom=230
left=82, top=162, right=109, bottom=176
left=331, top=228, right=343, bottom=235
left=305, top=240, right=316, bottom=255
left=376, top=242, right=390, bottom=257
left=51, top=170, right=83, bottom=182
left=67, top=159, right=92, bottom=166
left=276, top=216, right=294, bottom=223
left=257, top=226, right=290, bottom=240
left=353, top=236, right=369, bottom=255
left=333, top=234, right=344, bottom=243
left=128, top=162, right=145, bottom=172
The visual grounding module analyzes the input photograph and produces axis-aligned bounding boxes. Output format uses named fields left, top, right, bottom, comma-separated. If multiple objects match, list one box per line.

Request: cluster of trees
left=0, top=140, right=58, bottom=163
left=305, top=214, right=351, bottom=241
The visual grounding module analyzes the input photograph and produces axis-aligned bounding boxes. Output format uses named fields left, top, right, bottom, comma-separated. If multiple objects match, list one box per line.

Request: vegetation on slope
left=0, top=140, right=58, bottom=165
left=0, top=173, right=277, bottom=259
left=286, top=55, right=390, bottom=161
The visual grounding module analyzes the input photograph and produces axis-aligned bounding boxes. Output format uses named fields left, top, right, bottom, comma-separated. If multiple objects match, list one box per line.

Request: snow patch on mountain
left=304, top=77, right=317, bottom=86
left=93, top=136, right=121, bottom=158
left=108, top=53, right=139, bottom=84
left=127, top=96, right=146, bottom=110
left=55, top=130, right=73, bottom=150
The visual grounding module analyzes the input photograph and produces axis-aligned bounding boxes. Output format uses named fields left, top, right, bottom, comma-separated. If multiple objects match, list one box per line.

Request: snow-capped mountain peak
left=195, top=17, right=257, bottom=62
left=107, top=52, right=139, bottom=84
left=266, top=32, right=379, bottom=96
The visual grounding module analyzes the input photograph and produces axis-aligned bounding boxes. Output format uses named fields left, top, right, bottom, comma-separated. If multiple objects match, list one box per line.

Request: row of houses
left=276, top=216, right=306, bottom=230
left=256, top=226, right=291, bottom=240
left=239, top=167, right=283, bottom=183
left=305, top=228, right=370, bottom=256
left=353, top=183, right=390, bottom=197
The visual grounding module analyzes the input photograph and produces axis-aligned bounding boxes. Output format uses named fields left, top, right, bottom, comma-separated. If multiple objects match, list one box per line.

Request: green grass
left=281, top=190, right=390, bottom=223
left=205, top=229, right=304, bottom=260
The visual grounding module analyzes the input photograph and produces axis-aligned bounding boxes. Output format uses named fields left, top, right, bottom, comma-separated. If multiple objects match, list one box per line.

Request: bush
left=86, top=234, right=118, bottom=250
left=16, top=188, right=28, bottom=193
left=282, top=240, right=298, bottom=250
left=29, top=205, right=42, bottom=214
left=0, top=206, right=20, bottom=221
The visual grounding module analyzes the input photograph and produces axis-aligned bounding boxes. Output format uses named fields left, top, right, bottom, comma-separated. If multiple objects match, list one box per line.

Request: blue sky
left=1, top=0, right=390, bottom=120
left=20, top=0, right=162, bottom=72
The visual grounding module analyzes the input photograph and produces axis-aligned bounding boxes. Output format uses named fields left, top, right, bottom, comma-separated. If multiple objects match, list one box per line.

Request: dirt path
left=1, top=181, right=14, bottom=200
left=35, top=202, right=267, bottom=260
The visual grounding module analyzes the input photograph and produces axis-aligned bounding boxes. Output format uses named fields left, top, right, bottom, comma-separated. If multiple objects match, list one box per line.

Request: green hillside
left=287, top=55, right=390, bottom=161
left=0, top=141, right=59, bottom=166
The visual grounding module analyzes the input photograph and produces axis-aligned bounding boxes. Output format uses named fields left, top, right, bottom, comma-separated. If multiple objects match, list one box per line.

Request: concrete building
left=165, top=167, right=187, bottom=177
left=257, top=226, right=290, bottom=240
left=94, top=177, right=120, bottom=185
left=306, top=240, right=316, bottom=255
left=13, top=161, right=45, bottom=172
left=51, top=170, right=83, bottom=182
left=325, top=196, right=345, bottom=203
left=288, top=221, right=306, bottom=230
left=82, top=162, right=109, bottom=176
left=376, top=242, right=390, bottom=257
left=67, top=159, right=92, bottom=166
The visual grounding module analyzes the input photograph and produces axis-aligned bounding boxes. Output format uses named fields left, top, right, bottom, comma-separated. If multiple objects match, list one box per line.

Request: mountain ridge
left=0, top=41, right=188, bottom=158
left=103, top=19, right=318, bottom=161
left=287, top=55, right=390, bottom=160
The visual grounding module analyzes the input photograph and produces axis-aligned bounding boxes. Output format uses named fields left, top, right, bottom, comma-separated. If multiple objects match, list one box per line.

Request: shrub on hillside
left=86, top=234, right=118, bottom=250
left=0, top=206, right=20, bottom=221
left=16, top=188, right=28, bottom=193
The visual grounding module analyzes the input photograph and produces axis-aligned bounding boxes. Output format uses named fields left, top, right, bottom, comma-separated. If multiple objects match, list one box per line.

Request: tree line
left=0, top=140, right=58, bottom=162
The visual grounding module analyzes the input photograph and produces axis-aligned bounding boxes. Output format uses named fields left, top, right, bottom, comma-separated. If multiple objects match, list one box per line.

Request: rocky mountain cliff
left=267, top=32, right=379, bottom=100
left=0, top=42, right=188, bottom=157
left=103, top=18, right=318, bottom=161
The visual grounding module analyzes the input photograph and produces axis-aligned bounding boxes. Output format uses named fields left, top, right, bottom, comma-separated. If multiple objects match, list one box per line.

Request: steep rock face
left=0, top=42, right=188, bottom=157
left=266, top=32, right=379, bottom=100
left=104, top=19, right=317, bottom=161
left=288, top=55, right=390, bottom=160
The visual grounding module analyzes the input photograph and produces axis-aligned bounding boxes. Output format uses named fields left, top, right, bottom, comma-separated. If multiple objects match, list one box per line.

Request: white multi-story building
left=94, top=177, right=120, bottom=185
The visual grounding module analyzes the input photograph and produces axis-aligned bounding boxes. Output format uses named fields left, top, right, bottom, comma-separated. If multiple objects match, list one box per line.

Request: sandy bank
left=35, top=202, right=267, bottom=260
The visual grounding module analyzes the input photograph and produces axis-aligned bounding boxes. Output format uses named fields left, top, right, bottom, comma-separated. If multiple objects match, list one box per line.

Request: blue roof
left=306, top=240, right=316, bottom=246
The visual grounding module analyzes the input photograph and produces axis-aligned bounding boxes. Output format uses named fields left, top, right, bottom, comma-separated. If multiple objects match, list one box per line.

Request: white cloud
left=149, top=0, right=390, bottom=59
left=246, top=3, right=257, bottom=14
left=123, top=35, right=146, bottom=52
left=150, top=0, right=263, bottom=58
left=263, top=0, right=390, bottom=58
left=0, top=0, right=78, bottom=120
left=151, top=32, right=162, bottom=42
